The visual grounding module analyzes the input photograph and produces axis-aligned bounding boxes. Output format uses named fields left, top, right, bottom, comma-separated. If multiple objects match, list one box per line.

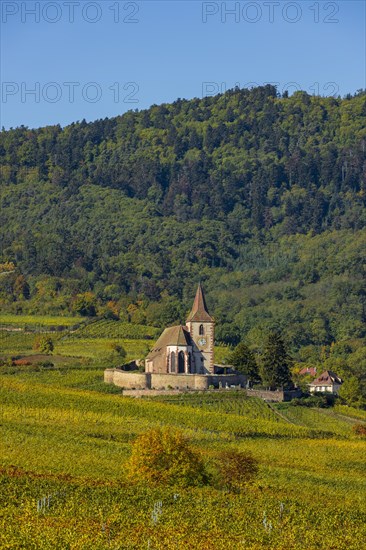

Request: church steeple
left=186, top=283, right=214, bottom=323
left=186, top=283, right=215, bottom=374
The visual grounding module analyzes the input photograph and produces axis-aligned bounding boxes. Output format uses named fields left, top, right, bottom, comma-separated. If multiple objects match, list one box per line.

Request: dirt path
left=265, top=402, right=297, bottom=425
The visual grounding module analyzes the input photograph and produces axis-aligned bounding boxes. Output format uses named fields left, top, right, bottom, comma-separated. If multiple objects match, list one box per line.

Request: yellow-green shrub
left=126, top=427, right=208, bottom=487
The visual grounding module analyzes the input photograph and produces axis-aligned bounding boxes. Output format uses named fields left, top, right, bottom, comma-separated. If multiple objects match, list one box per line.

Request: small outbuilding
left=299, top=366, right=317, bottom=377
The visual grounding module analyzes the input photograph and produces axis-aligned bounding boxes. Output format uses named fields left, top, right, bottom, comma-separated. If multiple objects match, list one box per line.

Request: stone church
left=145, top=283, right=215, bottom=375
left=104, top=283, right=247, bottom=392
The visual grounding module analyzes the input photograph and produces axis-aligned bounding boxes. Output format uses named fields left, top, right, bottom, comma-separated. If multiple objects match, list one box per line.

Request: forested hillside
left=1, top=86, right=365, bottom=359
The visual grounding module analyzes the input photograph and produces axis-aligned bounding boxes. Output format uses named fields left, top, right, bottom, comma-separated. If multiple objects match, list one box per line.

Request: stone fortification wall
left=151, top=373, right=207, bottom=390
left=104, top=369, right=150, bottom=389
left=123, top=389, right=193, bottom=397
left=104, top=368, right=246, bottom=391
left=104, top=369, right=301, bottom=401
left=104, top=368, right=115, bottom=384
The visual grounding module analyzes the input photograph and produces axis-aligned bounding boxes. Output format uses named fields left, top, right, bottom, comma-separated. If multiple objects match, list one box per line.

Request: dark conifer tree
left=260, top=331, right=292, bottom=390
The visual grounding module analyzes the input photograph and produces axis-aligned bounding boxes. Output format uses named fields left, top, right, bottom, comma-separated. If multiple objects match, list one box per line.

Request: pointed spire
left=186, top=283, right=214, bottom=323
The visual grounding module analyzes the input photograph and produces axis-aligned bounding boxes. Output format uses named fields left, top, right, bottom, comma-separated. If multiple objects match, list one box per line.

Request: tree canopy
left=260, top=331, right=293, bottom=390
left=126, top=428, right=208, bottom=487
left=229, top=342, right=260, bottom=383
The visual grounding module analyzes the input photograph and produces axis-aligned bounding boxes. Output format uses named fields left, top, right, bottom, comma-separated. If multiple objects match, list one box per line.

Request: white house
left=309, top=370, right=343, bottom=394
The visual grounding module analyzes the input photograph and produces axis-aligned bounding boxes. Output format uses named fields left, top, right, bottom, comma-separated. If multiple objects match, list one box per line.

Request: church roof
left=186, top=283, right=214, bottom=323
left=146, top=325, right=192, bottom=360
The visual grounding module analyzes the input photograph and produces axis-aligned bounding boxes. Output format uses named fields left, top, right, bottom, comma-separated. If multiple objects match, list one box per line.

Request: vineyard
left=0, top=315, right=230, bottom=366
left=55, top=337, right=151, bottom=362
left=0, top=331, right=37, bottom=354
left=0, top=315, right=366, bottom=548
left=0, top=314, right=85, bottom=328
left=1, top=372, right=365, bottom=549
left=273, top=404, right=357, bottom=436
left=150, top=392, right=282, bottom=424
left=68, top=319, right=161, bottom=340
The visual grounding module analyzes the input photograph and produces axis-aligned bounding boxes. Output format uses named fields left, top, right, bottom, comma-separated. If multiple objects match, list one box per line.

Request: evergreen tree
left=260, top=331, right=292, bottom=390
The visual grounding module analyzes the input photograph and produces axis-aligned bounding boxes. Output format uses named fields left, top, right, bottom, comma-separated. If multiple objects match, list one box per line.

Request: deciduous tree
left=229, top=342, right=260, bottom=384
left=126, top=428, right=208, bottom=487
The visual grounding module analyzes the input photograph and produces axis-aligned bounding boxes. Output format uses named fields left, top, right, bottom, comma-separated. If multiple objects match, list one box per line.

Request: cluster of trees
left=127, top=427, right=258, bottom=490
left=2, top=86, right=365, bottom=237
left=229, top=331, right=293, bottom=389
left=229, top=333, right=365, bottom=406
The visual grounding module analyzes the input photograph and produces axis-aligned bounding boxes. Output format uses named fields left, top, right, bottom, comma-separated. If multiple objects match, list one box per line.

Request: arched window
left=178, top=351, right=185, bottom=373
left=187, top=352, right=192, bottom=374
left=170, top=352, right=176, bottom=373
left=199, top=324, right=204, bottom=335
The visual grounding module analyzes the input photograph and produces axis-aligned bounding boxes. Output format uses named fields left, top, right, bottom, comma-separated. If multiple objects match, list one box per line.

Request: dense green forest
left=1, top=86, right=365, bottom=380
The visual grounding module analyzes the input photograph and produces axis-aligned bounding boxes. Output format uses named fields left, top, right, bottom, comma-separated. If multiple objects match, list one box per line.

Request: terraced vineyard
left=0, top=316, right=159, bottom=362
left=335, top=404, right=366, bottom=421
left=1, top=314, right=365, bottom=548
left=54, top=336, right=151, bottom=362
left=0, top=331, right=44, bottom=354
left=0, top=314, right=84, bottom=328
left=150, top=392, right=282, bottom=423
left=273, top=404, right=358, bottom=436
left=67, top=318, right=161, bottom=340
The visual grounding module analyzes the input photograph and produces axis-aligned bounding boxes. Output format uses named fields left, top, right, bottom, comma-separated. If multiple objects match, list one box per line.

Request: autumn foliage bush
left=32, top=335, right=54, bottom=355
left=216, top=449, right=259, bottom=492
left=352, top=423, right=366, bottom=437
left=126, top=427, right=208, bottom=487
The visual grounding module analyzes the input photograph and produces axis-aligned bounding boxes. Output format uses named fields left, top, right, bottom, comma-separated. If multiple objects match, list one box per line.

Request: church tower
left=186, top=283, right=215, bottom=374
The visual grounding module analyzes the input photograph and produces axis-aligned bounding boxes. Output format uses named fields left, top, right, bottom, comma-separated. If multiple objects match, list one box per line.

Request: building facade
left=309, top=370, right=343, bottom=394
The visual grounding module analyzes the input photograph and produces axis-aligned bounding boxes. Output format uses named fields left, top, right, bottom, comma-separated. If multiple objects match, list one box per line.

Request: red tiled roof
left=310, top=370, right=343, bottom=386
left=299, top=367, right=317, bottom=377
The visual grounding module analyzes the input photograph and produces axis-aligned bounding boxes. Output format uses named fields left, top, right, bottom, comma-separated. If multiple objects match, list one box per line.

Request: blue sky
left=1, top=0, right=365, bottom=129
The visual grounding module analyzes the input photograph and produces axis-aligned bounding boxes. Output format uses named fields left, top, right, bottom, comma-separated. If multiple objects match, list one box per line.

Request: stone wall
left=151, top=373, right=204, bottom=390
left=105, top=369, right=302, bottom=401
left=246, top=388, right=302, bottom=402
left=104, top=368, right=115, bottom=384
left=104, top=369, right=150, bottom=389
left=149, top=372, right=247, bottom=390
left=104, top=368, right=246, bottom=391
left=123, top=389, right=191, bottom=398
